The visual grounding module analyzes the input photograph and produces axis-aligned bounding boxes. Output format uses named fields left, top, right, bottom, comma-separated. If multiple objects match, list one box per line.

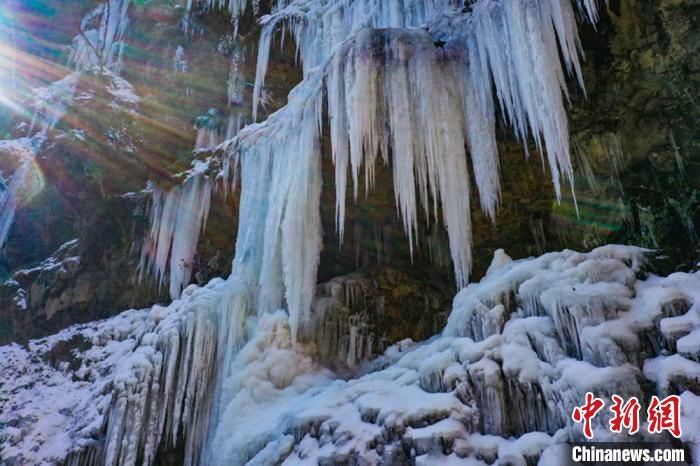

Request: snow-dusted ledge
left=1, top=245, right=699, bottom=465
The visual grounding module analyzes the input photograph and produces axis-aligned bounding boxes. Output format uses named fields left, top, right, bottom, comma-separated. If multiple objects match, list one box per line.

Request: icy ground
left=1, top=245, right=699, bottom=465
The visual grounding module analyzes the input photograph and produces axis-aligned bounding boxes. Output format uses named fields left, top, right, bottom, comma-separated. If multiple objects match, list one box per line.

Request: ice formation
left=196, top=0, right=597, bottom=343
left=121, top=2, right=615, bottom=459
left=0, top=283, right=225, bottom=466
left=143, top=0, right=601, bottom=330
left=0, top=0, right=138, bottom=247
left=174, top=45, right=190, bottom=73
left=6, top=1, right=699, bottom=466
left=2, top=246, right=699, bottom=465
left=228, top=46, right=246, bottom=107
left=186, top=0, right=262, bottom=34
left=27, top=73, right=81, bottom=137
left=0, top=138, right=42, bottom=250
left=70, top=0, right=133, bottom=72
left=139, top=169, right=213, bottom=299
left=193, top=109, right=226, bottom=151
left=30, top=0, right=134, bottom=134
left=21, top=0, right=134, bottom=139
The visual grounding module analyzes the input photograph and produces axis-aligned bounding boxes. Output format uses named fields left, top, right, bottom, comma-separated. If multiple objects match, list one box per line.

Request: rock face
left=0, top=195, right=163, bottom=344
left=567, top=0, right=700, bottom=269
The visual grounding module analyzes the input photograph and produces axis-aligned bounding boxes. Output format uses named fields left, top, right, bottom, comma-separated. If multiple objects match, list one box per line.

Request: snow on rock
left=3, top=245, right=699, bottom=465
left=106, top=72, right=141, bottom=107
left=0, top=70, right=140, bottom=250
left=24, top=0, right=136, bottom=138
left=0, top=0, right=140, bottom=247
left=1, top=63, right=139, bottom=247
left=27, top=73, right=81, bottom=137
left=681, top=391, right=700, bottom=462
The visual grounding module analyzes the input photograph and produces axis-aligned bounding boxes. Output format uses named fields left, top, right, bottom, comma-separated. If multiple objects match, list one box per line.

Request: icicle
left=251, top=21, right=275, bottom=121
left=169, top=175, right=213, bottom=299
left=0, top=139, right=41, bottom=250
left=70, top=0, right=132, bottom=73
left=194, top=108, right=225, bottom=151
left=326, top=51, right=350, bottom=243
left=252, top=90, right=324, bottom=342
left=139, top=173, right=213, bottom=299
left=462, top=36, right=500, bottom=219
left=225, top=112, right=243, bottom=140
left=173, top=45, right=189, bottom=73
left=194, top=128, right=222, bottom=151
left=227, top=47, right=245, bottom=106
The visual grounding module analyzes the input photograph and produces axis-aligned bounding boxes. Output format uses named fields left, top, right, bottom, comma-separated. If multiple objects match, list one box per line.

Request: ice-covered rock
left=2, top=245, right=699, bottom=465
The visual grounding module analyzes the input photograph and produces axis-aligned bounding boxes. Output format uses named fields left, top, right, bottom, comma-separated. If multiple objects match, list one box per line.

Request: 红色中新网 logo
left=572, top=392, right=682, bottom=440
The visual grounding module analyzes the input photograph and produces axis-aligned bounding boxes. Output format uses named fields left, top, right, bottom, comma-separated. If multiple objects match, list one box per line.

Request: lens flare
left=0, top=4, right=25, bottom=120
left=0, top=138, right=44, bottom=249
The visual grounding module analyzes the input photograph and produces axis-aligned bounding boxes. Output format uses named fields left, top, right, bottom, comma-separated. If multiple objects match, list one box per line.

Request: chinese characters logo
left=572, top=392, right=682, bottom=440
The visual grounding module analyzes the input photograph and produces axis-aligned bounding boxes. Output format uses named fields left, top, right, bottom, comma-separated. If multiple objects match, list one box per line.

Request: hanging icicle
left=139, top=171, right=213, bottom=299
left=210, top=0, right=598, bottom=343
left=70, top=0, right=133, bottom=73
left=0, top=139, right=42, bottom=250
left=227, top=46, right=246, bottom=106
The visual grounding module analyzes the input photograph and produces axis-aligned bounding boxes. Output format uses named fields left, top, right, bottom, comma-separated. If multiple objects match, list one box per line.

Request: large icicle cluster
left=0, top=279, right=230, bottom=466
left=3, top=246, right=699, bottom=465
left=70, top=0, right=133, bottom=72
left=185, top=0, right=262, bottom=34
left=228, top=90, right=325, bottom=344
left=323, top=28, right=474, bottom=286
left=205, top=0, right=599, bottom=342
left=139, top=168, right=213, bottom=299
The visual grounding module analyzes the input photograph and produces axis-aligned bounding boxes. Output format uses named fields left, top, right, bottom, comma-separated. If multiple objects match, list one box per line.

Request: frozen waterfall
left=148, top=0, right=598, bottom=343
left=0, top=139, right=42, bottom=250
left=70, top=0, right=133, bottom=72
left=7, top=1, right=698, bottom=466
left=3, top=246, right=699, bottom=465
